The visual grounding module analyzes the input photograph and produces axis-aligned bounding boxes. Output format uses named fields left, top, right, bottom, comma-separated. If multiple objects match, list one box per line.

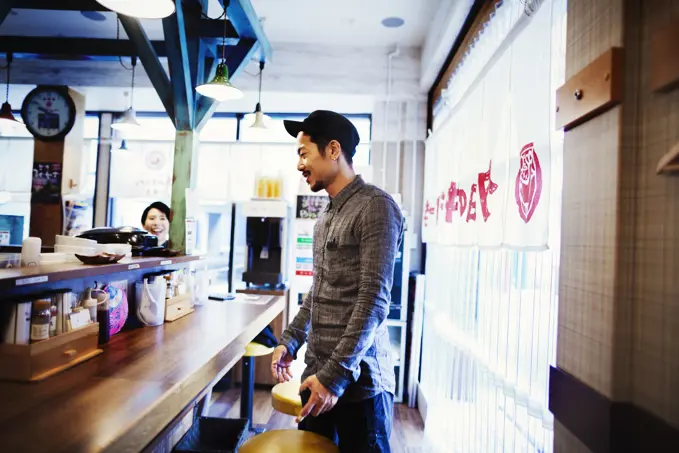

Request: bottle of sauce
left=31, top=299, right=52, bottom=343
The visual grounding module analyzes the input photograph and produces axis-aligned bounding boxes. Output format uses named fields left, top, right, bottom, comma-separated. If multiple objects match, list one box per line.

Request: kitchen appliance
left=77, top=226, right=160, bottom=256
left=233, top=200, right=291, bottom=288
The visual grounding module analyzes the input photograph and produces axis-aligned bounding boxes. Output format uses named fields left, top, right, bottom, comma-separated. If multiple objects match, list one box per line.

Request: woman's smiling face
left=144, top=208, right=170, bottom=243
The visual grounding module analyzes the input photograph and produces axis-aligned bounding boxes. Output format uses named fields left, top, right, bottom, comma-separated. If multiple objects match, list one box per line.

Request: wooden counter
left=0, top=296, right=286, bottom=453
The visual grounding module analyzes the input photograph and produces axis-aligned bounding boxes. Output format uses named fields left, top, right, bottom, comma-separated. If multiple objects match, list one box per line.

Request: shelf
left=0, top=255, right=201, bottom=294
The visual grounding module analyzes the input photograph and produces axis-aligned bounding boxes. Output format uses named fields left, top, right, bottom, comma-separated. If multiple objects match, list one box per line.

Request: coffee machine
left=230, top=200, right=291, bottom=289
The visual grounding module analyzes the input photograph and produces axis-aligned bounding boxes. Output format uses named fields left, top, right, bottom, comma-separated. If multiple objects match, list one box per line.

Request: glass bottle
left=30, top=299, right=52, bottom=343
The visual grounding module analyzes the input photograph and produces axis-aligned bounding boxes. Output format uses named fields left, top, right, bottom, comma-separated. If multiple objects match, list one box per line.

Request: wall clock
left=21, top=86, right=77, bottom=142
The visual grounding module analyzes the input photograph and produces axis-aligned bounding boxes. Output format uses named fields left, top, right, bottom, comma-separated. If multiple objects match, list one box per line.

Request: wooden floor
left=208, top=387, right=433, bottom=453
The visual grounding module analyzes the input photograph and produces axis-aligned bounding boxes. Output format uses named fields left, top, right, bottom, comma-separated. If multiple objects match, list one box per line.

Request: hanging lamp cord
left=257, top=60, right=264, bottom=105
left=130, top=55, right=137, bottom=108
left=116, top=18, right=134, bottom=70
left=4, top=52, right=12, bottom=103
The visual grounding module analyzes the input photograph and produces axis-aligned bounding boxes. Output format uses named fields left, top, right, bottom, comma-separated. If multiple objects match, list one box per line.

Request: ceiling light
left=196, top=63, right=243, bottom=102
left=0, top=102, right=20, bottom=126
left=111, top=107, right=141, bottom=132
left=95, top=0, right=175, bottom=19
left=0, top=53, right=22, bottom=127
left=112, top=56, right=141, bottom=131
left=195, top=1, right=243, bottom=102
left=381, top=17, right=405, bottom=28
left=245, top=108, right=270, bottom=129
left=245, top=61, right=269, bottom=129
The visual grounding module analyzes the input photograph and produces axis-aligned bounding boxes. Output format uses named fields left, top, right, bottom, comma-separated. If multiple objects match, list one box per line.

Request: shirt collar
left=326, top=175, right=365, bottom=212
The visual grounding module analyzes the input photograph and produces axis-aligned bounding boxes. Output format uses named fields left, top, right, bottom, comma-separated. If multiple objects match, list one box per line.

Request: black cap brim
left=283, top=120, right=304, bottom=139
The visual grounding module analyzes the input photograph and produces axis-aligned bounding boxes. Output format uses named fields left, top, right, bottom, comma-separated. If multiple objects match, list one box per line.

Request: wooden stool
left=271, top=380, right=303, bottom=417
left=239, top=429, right=339, bottom=453
left=241, top=342, right=274, bottom=425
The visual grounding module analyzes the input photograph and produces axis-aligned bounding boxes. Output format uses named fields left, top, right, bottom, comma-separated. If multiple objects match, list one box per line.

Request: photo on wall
left=31, top=163, right=62, bottom=204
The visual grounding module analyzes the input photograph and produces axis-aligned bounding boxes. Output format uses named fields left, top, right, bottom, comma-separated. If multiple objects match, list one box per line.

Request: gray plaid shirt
left=279, top=175, right=404, bottom=401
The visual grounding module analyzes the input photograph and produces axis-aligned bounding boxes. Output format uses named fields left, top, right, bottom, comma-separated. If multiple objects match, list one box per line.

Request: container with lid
left=30, top=299, right=52, bottom=343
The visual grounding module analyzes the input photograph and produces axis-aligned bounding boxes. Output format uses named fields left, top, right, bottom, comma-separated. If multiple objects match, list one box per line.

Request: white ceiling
left=1, top=0, right=441, bottom=46
left=216, top=0, right=441, bottom=46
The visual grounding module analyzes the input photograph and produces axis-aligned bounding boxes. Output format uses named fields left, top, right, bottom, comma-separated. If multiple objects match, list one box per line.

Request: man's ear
left=329, top=140, right=342, bottom=161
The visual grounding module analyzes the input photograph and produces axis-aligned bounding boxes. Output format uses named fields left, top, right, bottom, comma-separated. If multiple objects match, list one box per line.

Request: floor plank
left=208, top=387, right=432, bottom=452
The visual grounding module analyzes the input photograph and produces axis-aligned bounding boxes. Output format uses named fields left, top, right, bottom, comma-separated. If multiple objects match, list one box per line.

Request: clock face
left=21, top=87, right=76, bottom=141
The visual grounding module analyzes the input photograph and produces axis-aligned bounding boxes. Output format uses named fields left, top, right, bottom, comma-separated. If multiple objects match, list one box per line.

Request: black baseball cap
left=283, top=110, right=360, bottom=157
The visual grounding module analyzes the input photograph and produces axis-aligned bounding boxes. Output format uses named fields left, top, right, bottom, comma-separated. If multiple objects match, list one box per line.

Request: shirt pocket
left=324, top=234, right=360, bottom=288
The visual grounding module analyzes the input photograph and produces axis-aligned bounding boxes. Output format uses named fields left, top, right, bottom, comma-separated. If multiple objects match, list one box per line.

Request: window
left=199, top=116, right=238, bottom=142
left=113, top=115, right=176, bottom=141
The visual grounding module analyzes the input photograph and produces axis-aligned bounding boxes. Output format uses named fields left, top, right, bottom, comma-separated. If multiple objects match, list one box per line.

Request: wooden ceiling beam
left=13, top=0, right=109, bottom=11
left=0, top=0, right=18, bottom=28
left=2, top=36, right=168, bottom=60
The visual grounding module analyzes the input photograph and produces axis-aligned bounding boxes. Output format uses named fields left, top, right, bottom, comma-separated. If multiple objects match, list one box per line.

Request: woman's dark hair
left=141, top=201, right=171, bottom=225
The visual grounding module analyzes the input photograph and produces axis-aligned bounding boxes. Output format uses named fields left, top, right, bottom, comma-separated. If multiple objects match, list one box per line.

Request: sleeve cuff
left=277, top=333, right=300, bottom=359
left=316, top=360, right=353, bottom=398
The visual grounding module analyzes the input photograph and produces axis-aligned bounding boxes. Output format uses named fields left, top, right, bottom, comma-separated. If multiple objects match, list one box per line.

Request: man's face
left=296, top=133, right=336, bottom=192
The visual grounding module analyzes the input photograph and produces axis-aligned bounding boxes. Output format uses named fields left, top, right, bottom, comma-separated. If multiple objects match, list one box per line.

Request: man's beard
left=310, top=180, right=325, bottom=192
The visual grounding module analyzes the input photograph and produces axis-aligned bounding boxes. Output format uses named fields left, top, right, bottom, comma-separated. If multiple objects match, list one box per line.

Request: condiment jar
left=30, top=299, right=52, bottom=343
left=82, top=288, right=98, bottom=322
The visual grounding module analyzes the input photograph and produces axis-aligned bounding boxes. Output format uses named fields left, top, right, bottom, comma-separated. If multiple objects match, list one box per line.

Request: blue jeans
left=299, top=390, right=393, bottom=453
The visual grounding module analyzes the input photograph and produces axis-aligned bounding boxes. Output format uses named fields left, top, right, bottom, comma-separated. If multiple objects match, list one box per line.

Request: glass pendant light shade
left=95, top=0, right=175, bottom=19
left=196, top=62, right=243, bottom=101
left=111, top=107, right=141, bottom=132
left=0, top=102, right=21, bottom=125
left=245, top=104, right=270, bottom=129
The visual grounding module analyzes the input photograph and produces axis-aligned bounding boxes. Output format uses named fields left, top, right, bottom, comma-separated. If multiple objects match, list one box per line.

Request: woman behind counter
left=141, top=201, right=170, bottom=247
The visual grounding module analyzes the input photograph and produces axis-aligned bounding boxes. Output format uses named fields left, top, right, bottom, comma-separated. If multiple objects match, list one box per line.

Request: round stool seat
left=239, top=429, right=339, bottom=453
left=271, top=380, right=303, bottom=416
left=244, top=342, right=275, bottom=357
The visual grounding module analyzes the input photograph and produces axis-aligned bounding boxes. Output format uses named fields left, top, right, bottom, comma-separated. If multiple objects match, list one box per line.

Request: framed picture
left=32, top=163, right=62, bottom=203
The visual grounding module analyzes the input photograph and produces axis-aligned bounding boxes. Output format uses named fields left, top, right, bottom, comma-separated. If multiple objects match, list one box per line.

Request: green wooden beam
left=169, top=131, right=199, bottom=253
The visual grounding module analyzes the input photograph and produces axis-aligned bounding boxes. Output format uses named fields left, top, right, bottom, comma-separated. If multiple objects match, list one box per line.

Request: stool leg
left=240, top=356, right=254, bottom=422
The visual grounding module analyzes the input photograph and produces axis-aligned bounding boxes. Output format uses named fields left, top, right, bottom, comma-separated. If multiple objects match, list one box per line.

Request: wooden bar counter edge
left=0, top=255, right=286, bottom=453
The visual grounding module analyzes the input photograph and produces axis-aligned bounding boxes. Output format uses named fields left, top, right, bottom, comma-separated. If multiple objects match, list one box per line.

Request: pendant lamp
left=112, top=56, right=141, bottom=132
left=95, top=0, right=175, bottom=19
left=0, top=53, right=22, bottom=126
left=244, top=61, right=271, bottom=129
left=196, top=1, right=243, bottom=101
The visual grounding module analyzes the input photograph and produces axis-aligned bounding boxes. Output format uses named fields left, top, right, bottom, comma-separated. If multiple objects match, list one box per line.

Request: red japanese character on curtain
left=515, top=142, right=542, bottom=223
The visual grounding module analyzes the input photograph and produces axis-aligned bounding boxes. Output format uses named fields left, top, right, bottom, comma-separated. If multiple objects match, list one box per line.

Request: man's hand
left=296, top=375, right=338, bottom=423
left=271, top=345, right=294, bottom=383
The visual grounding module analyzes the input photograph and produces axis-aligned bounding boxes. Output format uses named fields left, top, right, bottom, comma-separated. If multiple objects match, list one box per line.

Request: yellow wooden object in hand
left=271, top=380, right=303, bottom=416
left=244, top=342, right=275, bottom=357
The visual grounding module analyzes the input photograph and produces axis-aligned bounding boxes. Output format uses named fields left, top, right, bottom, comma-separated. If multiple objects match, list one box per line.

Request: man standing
left=271, top=110, right=404, bottom=453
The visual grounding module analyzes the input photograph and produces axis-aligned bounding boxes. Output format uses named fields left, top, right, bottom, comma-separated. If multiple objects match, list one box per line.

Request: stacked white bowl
left=53, top=235, right=98, bottom=262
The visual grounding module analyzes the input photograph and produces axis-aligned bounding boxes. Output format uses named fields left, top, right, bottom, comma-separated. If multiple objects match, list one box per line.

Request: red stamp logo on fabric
left=515, top=142, right=542, bottom=223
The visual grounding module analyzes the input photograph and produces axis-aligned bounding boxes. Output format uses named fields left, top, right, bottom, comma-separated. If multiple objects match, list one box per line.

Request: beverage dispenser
left=236, top=200, right=291, bottom=288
